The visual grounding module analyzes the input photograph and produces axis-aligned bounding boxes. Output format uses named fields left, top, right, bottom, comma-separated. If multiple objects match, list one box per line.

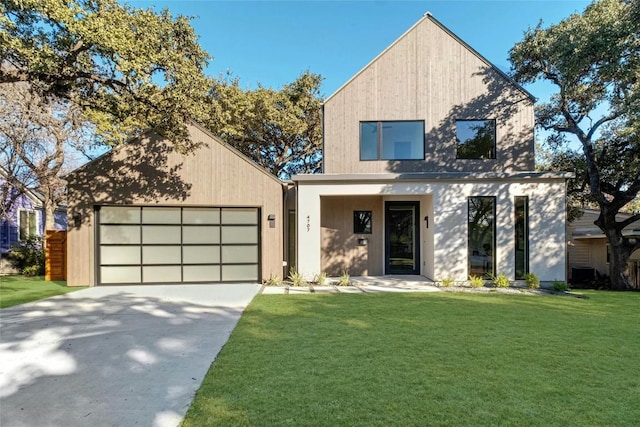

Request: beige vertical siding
left=320, top=196, right=383, bottom=276
left=66, top=123, right=284, bottom=286
left=323, top=15, right=534, bottom=174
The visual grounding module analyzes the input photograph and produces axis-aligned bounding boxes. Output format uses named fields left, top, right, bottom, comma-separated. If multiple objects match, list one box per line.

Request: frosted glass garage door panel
left=183, top=208, right=220, bottom=224
left=142, top=226, right=181, bottom=244
left=183, top=246, right=220, bottom=264
left=183, top=265, right=220, bottom=282
left=101, top=266, right=141, bottom=283
left=221, top=226, right=258, bottom=244
left=101, top=207, right=140, bottom=224
left=142, top=246, right=181, bottom=264
left=221, top=264, right=258, bottom=281
left=142, top=207, right=181, bottom=224
left=221, top=209, right=258, bottom=224
left=183, top=226, right=219, bottom=244
left=101, top=246, right=141, bottom=265
left=222, top=245, right=258, bottom=263
left=100, top=225, right=140, bottom=244
left=143, top=266, right=181, bottom=283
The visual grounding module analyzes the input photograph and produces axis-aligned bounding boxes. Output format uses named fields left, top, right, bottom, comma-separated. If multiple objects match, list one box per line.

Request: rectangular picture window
left=353, top=211, right=372, bottom=234
left=360, top=121, right=424, bottom=160
left=456, top=120, right=496, bottom=159
left=468, top=197, right=496, bottom=278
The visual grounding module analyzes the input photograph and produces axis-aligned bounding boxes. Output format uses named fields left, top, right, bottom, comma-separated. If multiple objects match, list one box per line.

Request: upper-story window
left=456, top=120, right=496, bottom=159
left=360, top=121, right=424, bottom=160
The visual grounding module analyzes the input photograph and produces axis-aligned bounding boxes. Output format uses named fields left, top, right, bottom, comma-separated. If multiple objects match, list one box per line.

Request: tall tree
left=0, top=83, right=88, bottom=231
left=206, top=71, right=323, bottom=179
left=510, top=0, right=640, bottom=289
left=0, top=0, right=211, bottom=150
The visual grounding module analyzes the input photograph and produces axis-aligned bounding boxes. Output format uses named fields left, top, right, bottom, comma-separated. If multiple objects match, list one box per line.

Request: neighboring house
left=65, top=122, right=286, bottom=286
left=0, top=165, right=67, bottom=257
left=568, top=209, right=640, bottom=288
left=293, top=13, right=571, bottom=282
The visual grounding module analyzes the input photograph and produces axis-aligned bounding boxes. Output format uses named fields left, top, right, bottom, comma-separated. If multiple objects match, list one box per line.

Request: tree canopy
left=0, top=0, right=211, bottom=150
left=510, top=0, right=640, bottom=289
left=205, top=71, right=323, bottom=179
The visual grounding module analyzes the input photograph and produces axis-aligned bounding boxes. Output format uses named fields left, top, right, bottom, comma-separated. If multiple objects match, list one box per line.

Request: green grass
left=183, top=291, right=640, bottom=426
left=0, top=275, right=85, bottom=308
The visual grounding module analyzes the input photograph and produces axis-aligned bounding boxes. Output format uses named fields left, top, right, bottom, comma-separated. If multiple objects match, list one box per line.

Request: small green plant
left=440, top=277, right=454, bottom=287
left=338, top=270, right=350, bottom=286
left=288, top=267, right=306, bottom=287
left=314, top=271, right=328, bottom=286
left=493, top=273, right=510, bottom=288
left=524, top=273, right=540, bottom=289
left=553, top=280, right=568, bottom=292
left=7, top=236, right=45, bottom=276
left=469, top=275, right=484, bottom=288
left=265, top=273, right=282, bottom=286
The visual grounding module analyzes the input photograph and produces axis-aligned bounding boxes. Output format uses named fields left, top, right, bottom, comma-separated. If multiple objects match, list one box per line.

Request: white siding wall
left=297, top=179, right=567, bottom=282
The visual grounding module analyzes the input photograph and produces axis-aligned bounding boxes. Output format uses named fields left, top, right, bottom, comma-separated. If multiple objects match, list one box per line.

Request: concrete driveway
left=0, top=284, right=260, bottom=427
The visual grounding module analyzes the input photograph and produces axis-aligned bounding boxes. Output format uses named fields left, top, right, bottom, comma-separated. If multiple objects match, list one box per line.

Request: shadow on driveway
left=0, top=284, right=260, bottom=427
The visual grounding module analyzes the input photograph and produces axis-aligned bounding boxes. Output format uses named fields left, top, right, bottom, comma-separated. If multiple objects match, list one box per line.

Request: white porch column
left=296, top=185, right=321, bottom=279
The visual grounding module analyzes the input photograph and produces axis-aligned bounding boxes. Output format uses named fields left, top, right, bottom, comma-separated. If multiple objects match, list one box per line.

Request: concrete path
left=261, top=275, right=441, bottom=294
left=0, top=284, right=260, bottom=427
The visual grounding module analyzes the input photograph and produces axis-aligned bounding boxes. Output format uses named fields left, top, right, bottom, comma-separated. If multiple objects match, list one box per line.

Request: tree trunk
left=608, top=238, right=632, bottom=291
left=598, top=208, right=634, bottom=290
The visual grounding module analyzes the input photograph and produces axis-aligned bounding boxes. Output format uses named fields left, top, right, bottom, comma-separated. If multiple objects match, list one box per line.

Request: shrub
left=553, top=280, right=568, bottom=292
left=469, top=275, right=484, bottom=288
left=338, top=270, right=350, bottom=286
left=524, top=273, right=540, bottom=289
left=314, top=271, right=328, bottom=286
left=493, top=273, right=510, bottom=288
left=265, top=273, right=282, bottom=286
left=7, top=237, right=44, bottom=276
left=440, top=277, right=454, bottom=287
left=288, top=268, right=306, bottom=287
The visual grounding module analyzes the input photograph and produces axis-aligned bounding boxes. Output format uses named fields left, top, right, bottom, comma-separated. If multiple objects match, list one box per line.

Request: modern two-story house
left=293, top=13, right=570, bottom=283
left=64, top=13, right=570, bottom=286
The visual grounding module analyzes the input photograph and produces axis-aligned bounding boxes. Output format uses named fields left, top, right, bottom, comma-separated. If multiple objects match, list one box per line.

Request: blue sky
left=129, top=0, right=591, bottom=101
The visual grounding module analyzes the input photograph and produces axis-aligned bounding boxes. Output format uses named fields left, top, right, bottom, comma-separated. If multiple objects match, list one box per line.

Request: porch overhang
left=292, top=171, right=574, bottom=183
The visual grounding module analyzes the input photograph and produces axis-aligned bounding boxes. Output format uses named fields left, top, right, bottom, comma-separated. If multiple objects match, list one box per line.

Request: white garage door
left=97, top=206, right=260, bottom=284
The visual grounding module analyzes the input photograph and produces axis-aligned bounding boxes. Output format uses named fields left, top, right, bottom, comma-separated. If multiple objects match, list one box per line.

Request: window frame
left=359, top=120, right=425, bottom=161
left=467, top=196, right=496, bottom=279
left=514, top=196, right=529, bottom=280
left=455, top=119, right=497, bottom=160
left=353, top=210, right=372, bottom=234
left=18, top=209, right=37, bottom=241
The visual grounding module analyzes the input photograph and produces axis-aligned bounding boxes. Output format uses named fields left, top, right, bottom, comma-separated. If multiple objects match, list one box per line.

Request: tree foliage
left=0, top=0, right=211, bottom=150
left=510, top=0, right=640, bottom=289
left=206, top=71, right=323, bottom=179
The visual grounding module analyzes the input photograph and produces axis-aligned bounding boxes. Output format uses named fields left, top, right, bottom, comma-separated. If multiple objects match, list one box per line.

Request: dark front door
left=385, top=201, right=420, bottom=275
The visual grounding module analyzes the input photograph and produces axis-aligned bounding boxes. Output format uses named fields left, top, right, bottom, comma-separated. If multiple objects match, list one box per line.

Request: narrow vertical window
left=468, top=197, right=495, bottom=278
left=514, top=196, right=529, bottom=279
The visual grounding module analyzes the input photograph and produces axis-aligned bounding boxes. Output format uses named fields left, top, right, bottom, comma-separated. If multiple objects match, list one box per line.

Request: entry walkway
left=261, top=275, right=440, bottom=294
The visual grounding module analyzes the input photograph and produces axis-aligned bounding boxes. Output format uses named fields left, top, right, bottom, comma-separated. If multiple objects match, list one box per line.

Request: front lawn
left=0, top=275, right=85, bottom=308
left=183, top=291, right=640, bottom=426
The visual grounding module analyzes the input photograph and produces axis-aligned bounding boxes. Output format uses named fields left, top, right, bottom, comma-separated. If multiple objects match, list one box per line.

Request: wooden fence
left=46, top=230, right=67, bottom=281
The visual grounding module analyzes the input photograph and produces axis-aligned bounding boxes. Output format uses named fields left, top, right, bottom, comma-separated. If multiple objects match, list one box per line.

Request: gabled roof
left=324, top=13, right=536, bottom=104
left=0, top=164, right=44, bottom=206
left=65, top=121, right=286, bottom=187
